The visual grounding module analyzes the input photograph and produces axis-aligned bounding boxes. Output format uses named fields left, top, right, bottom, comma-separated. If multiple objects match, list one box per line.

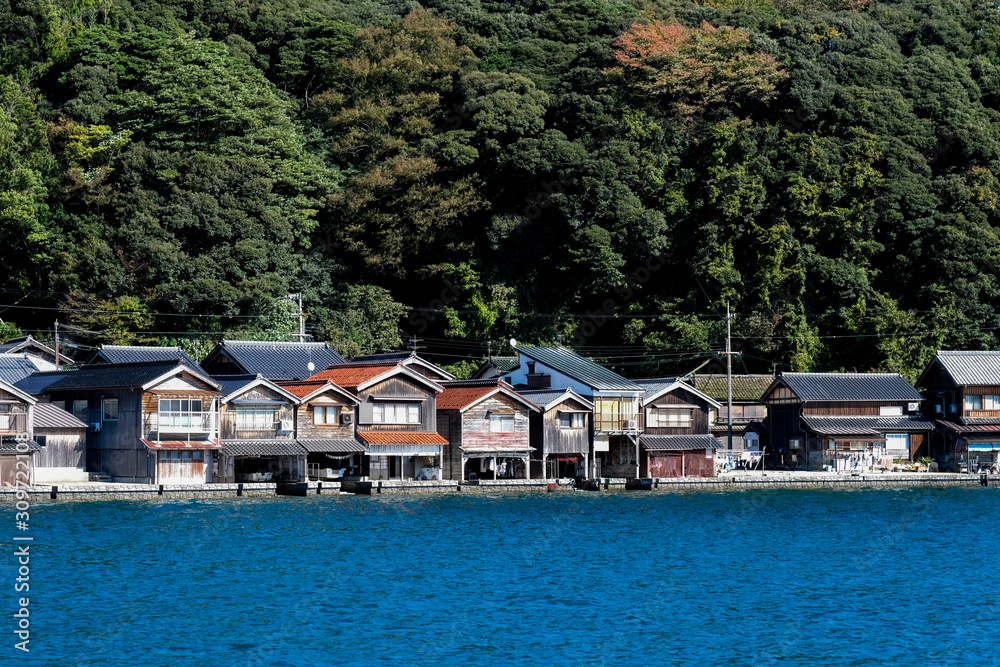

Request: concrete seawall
left=1, top=473, right=993, bottom=502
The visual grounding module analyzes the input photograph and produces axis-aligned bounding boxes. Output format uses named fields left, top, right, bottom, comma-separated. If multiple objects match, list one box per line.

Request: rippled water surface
left=13, top=487, right=1000, bottom=666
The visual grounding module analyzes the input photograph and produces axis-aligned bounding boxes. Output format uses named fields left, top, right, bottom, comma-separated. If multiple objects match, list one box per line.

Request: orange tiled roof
left=275, top=378, right=357, bottom=400
left=306, top=362, right=402, bottom=389
left=357, top=431, right=448, bottom=445
left=438, top=382, right=503, bottom=410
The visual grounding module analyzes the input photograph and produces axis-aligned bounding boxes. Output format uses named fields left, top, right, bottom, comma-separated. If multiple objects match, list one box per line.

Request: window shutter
left=359, top=401, right=374, bottom=424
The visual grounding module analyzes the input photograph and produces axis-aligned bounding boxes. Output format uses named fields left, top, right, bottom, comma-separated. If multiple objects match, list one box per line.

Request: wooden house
left=351, top=352, right=455, bottom=381
left=916, top=351, right=1000, bottom=471
left=507, top=346, right=644, bottom=478
left=32, top=403, right=88, bottom=483
left=761, top=373, right=932, bottom=471
left=684, top=373, right=772, bottom=454
left=276, top=378, right=364, bottom=479
left=200, top=339, right=345, bottom=381
left=518, top=388, right=593, bottom=479
left=0, top=378, right=38, bottom=486
left=436, top=379, right=539, bottom=481
left=306, top=362, right=448, bottom=480
left=0, top=335, right=73, bottom=369
left=41, top=361, right=224, bottom=484
left=213, top=374, right=306, bottom=483
left=634, top=379, right=721, bottom=478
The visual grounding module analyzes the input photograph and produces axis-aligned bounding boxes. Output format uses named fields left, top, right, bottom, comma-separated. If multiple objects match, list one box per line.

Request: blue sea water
left=7, top=487, right=1000, bottom=666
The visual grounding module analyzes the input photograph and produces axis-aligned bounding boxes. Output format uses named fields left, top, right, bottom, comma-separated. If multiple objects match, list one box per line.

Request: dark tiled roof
left=33, top=403, right=87, bottom=430
left=44, top=361, right=212, bottom=391
left=221, top=439, right=306, bottom=456
left=688, top=374, right=774, bottom=402
left=15, top=371, right=76, bottom=395
left=515, top=346, right=643, bottom=392
left=89, top=345, right=198, bottom=366
left=0, top=336, right=71, bottom=364
left=204, top=340, right=345, bottom=381
left=632, top=377, right=680, bottom=399
left=777, top=373, right=923, bottom=402
left=922, top=350, right=1000, bottom=387
left=801, top=415, right=934, bottom=436
left=0, top=437, right=41, bottom=452
left=517, top=388, right=594, bottom=411
left=352, top=351, right=413, bottom=362
left=641, top=435, right=721, bottom=451
left=0, top=355, right=41, bottom=385
left=297, top=439, right=366, bottom=453
left=211, top=374, right=261, bottom=397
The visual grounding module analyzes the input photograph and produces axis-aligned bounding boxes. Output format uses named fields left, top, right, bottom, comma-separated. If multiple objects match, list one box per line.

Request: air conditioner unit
left=907, top=402, right=920, bottom=413
left=625, top=419, right=638, bottom=430
left=278, top=419, right=293, bottom=433
left=341, top=413, right=354, bottom=425
left=89, top=422, right=101, bottom=433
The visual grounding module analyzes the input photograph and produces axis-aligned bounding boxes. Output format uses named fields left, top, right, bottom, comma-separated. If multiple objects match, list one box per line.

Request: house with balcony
left=761, top=372, right=932, bottom=471
left=916, top=350, right=1000, bottom=471
left=213, top=374, right=306, bottom=483
left=634, top=378, right=722, bottom=478
left=275, top=378, right=364, bottom=480
left=40, top=361, right=223, bottom=483
left=518, top=388, right=593, bottom=479
left=200, top=340, right=345, bottom=381
left=436, top=378, right=539, bottom=481
left=306, top=362, right=448, bottom=480
left=0, top=378, right=39, bottom=486
left=683, top=373, right=772, bottom=454
left=507, top=346, right=644, bottom=478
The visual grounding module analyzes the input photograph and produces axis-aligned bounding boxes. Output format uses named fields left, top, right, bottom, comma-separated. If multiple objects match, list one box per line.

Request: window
left=372, top=403, right=419, bottom=424
left=236, top=407, right=274, bottom=430
left=35, top=436, right=46, bottom=448
left=73, top=400, right=89, bottom=421
left=103, top=398, right=118, bottom=421
left=158, top=399, right=204, bottom=428
left=558, top=412, right=585, bottom=428
left=313, top=405, right=340, bottom=426
left=650, top=408, right=692, bottom=428
left=193, top=451, right=203, bottom=461
left=986, top=395, right=1000, bottom=410
left=879, top=405, right=903, bottom=416
left=966, top=395, right=983, bottom=411
left=886, top=433, right=909, bottom=454
left=490, top=413, right=515, bottom=433
left=160, top=450, right=202, bottom=461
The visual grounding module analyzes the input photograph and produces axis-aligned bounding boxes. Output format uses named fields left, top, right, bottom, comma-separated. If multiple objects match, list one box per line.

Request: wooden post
left=681, top=452, right=686, bottom=478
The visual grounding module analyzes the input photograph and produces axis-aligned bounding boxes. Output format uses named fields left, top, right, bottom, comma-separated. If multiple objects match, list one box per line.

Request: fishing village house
left=200, top=339, right=346, bottom=380
left=435, top=378, right=539, bottom=482
left=37, top=361, right=224, bottom=484
left=471, top=356, right=520, bottom=380
left=0, top=378, right=40, bottom=486
left=760, top=372, right=932, bottom=471
left=518, top=388, right=593, bottom=479
left=85, top=344, right=199, bottom=366
left=306, top=362, right=448, bottom=480
left=0, top=335, right=73, bottom=370
left=351, top=351, right=456, bottom=381
left=507, top=346, right=645, bottom=478
left=212, top=374, right=306, bottom=483
left=916, top=350, right=1000, bottom=473
left=275, top=378, right=364, bottom=480
left=31, top=403, right=88, bottom=484
left=633, top=378, right=721, bottom=478
left=683, top=373, right=772, bottom=459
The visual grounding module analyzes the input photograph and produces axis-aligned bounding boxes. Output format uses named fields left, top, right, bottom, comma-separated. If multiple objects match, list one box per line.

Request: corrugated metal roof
left=518, top=388, right=594, bottom=411
left=938, top=420, right=1000, bottom=434
left=688, top=374, right=774, bottom=401
left=641, top=435, right=721, bottom=451
left=204, top=340, right=346, bottom=381
left=515, top=346, right=643, bottom=391
left=357, top=431, right=448, bottom=445
left=488, top=356, right=520, bottom=373
left=44, top=361, right=214, bottom=391
left=297, top=439, right=366, bottom=453
left=926, top=350, right=1000, bottom=386
left=0, top=354, right=41, bottom=385
left=14, top=371, right=74, bottom=395
left=33, top=403, right=87, bottom=430
left=801, top=415, right=934, bottom=436
left=632, top=378, right=680, bottom=399
left=140, top=439, right=225, bottom=450
left=89, top=345, right=198, bottom=366
left=777, top=373, right=923, bottom=402
left=221, top=440, right=306, bottom=456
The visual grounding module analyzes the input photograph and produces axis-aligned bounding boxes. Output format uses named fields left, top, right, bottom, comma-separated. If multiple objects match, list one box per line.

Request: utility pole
left=54, top=319, right=59, bottom=371
left=487, top=340, right=492, bottom=364
left=409, top=336, right=422, bottom=353
left=726, top=301, right=733, bottom=452
left=285, top=293, right=307, bottom=342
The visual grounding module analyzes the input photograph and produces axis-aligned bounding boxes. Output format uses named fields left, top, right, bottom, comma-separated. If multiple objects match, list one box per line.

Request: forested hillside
left=3, top=0, right=1000, bottom=378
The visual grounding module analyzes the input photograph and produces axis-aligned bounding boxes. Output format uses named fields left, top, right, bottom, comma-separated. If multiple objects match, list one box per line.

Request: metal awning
left=968, top=442, right=1000, bottom=451
left=148, top=390, right=222, bottom=396
left=366, top=444, right=442, bottom=457
left=221, top=440, right=306, bottom=456
left=297, top=439, right=366, bottom=454
left=141, top=438, right=225, bottom=450
left=828, top=435, right=887, bottom=443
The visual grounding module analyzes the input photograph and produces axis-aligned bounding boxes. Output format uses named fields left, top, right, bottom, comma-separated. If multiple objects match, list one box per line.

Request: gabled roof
left=767, top=373, right=923, bottom=402
left=307, top=362, right=444, bottom=394
left=514, top=346, right=643, bottom=392
left=275, top=379, right=360, bottom=404
left=87, top=344, right=198, bottom=367
left=200, top=339, right=346, bottom=381
left=351, top=351, right=455, bottom=380
left=33, top=403, right=88, bottom=430
left=634, top=378, right=722, bottom=409
left=916, top=350, right=1000, bottom=389
left=0, top=354, right=43, bottom=386
left=437, top=379, right=539, bottom=412
left=212, top=374, right=301, bottom=404
left=0, top=377, right=37, bottom=404
left=14, top=370, right=75, bottom=396
left=44, top=361, right=220, bottom=392
left=0, top=335, right=72, bottom=365
left=687, top=374, right=774, bottom=402
left=517, top=388, right=594, bottom=411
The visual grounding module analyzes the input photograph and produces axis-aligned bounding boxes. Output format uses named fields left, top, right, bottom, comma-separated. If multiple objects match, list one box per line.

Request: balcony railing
left=594, top=412, right=644, bottom=433
left=0, top=412, right=28, bottom=435
left=145, top=411, right=217, bottom=435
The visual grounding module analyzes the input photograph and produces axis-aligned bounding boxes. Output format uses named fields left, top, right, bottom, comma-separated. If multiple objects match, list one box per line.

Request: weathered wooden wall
left=802, top=401, right=907, bottom=415
left=296, top=400, right=356, bottom=439
left=34, top=429, right=85, bottom=469
left=645, top=390, right=710, bottom=436
left=538, top=400, right=590, bottom=456
left=358, top=376, right=436, bottom=432
left=0, top=453, right=30, bottom=486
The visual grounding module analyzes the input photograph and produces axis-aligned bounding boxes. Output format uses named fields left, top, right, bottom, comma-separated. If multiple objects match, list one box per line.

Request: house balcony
left=594, top=412, right=644, bottom=434
left=145, top=411, right=218, bottom=437
left=0, top=412, right=28, bottom=436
